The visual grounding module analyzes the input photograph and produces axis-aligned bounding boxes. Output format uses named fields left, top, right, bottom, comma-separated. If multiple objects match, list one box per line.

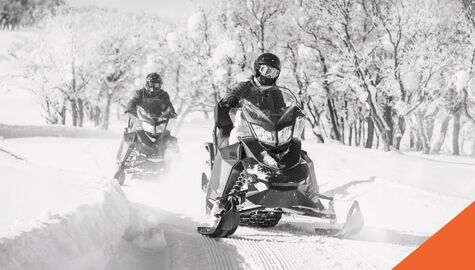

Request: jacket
left=223, top=76, right=286, bottom=113
left=126, top=88, right=176, bottom=117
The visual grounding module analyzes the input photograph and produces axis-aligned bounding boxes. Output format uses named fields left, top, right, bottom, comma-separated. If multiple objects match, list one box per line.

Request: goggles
left=258, top=64, right=280, bottom=79
left=147, top=81, right=162, bottom=90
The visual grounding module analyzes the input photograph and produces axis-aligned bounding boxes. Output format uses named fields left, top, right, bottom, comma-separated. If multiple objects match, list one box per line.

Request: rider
left=125, top=72, right=177, bottom=120
left=113, top=73, right=176, bottom=181
left=217, top=53, right=285, bottom=145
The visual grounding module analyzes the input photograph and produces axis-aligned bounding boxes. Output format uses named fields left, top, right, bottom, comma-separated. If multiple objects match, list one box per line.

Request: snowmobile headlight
left=277, top=126, right=292, bottom=145
left=142, top=122, right=155, bottom=134
left=251, top=124, right=276, bottom=145
left=155, top=123, right=166, bottom=133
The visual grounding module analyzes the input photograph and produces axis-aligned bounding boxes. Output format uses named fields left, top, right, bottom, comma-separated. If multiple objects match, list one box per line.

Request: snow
left=0, top=118, right=474, bottom=269
left=401, top=70, right=418, bottom=90
left=0, top=89, right=44, bottom=125
left=212, top=40, right=242, bottom=66
left=0, top=145, right=129, bottom=270
left=297, top=44, right=314, bottom=60
left=166, top=32, right=179, bottom=52
left=454, top=70, right=469, bottom=91
left=187, top=12, right=206, bottom=41
left=0, top=31, right=44, bottom=126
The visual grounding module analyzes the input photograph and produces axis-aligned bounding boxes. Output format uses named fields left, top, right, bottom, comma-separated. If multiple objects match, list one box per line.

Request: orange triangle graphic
left=394, top=201, right=475, bottom=270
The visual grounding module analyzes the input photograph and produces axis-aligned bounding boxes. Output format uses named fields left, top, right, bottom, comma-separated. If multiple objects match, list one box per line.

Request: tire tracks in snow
left=198, top=235, right=240, bottom=270
left=207, top=229, right=381, bottom=270
left=0, top=146, right=27, bottom=161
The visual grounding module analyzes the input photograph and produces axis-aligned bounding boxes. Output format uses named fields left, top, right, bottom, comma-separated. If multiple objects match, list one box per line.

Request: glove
left=125, top=110, right=137, bottom=118
left=219, top=96, right=239, bottom=108
left=162, top=111, right=177, bottom=119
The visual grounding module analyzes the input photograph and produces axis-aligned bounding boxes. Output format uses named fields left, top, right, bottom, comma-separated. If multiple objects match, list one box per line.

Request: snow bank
left=303, top=142, right=473, bottom=236
left=0, top=123, right=120, bottom=139
left=123, top=204, right=167, bottom=251
left=0, top=150, right=130, bottom=270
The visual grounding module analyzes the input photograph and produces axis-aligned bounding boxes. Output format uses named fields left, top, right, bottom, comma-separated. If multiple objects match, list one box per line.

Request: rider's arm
left=159, top=91, right=177, bottom=118
left=224, top=81, right=249, bottom=100
left=220, top=81, right=250, bottom=107
left=125, top=90, right=141, bottom=117
left=162, top=91, right=176, bottom=114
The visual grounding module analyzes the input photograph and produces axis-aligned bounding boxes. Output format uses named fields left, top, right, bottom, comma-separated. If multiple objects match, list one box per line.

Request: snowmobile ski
left=315, top=200, right=364, bottom=239
left=197, top=208, right=240, bottom=238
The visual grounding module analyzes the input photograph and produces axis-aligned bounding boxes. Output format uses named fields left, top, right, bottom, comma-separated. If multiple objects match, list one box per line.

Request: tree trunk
left=77, top=98, right=84, bottom=127
left=102, top=95, right=112, bottom=130
left=384, top=100, right=394, bottom=148
left=356, top=121, right=361, bottom=146
left=426, top=117, right=435, bottom=144
left=394, top=116, right=405, bottom=150
left=430, top=115, right=450, bottom=154
left=409, top=130, right=415, bottom=149
left=416, top=112, right=430, bottom=154
left=318, top=52, right=340, bottom=141
left=366, top=95, right=390, bottom=151
left=361, top=119, right=366, bottom=147
left=327, top=98, right=341, bottom=141
left=70, top=99, right=78, bottom=127
left=452, top=110, right=461, bottom=155
left=60, top=104, right=66, bottom=125
left=93, top=106, right=101, bottom=127
left=305, top=99, right=324, bottom=143
left=339, top=117, right=345, bottom=144
left=365, top=117, right=374, bottom=149
left=349, top=124, right=353, bottom=146
left=305, top=118, right=324, bottom=143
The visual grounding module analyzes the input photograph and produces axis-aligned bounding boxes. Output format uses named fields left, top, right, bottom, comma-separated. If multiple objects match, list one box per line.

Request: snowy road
left=1, top=120, right=473, bottom=270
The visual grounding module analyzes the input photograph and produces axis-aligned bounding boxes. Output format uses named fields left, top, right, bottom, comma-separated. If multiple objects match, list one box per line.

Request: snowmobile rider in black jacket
left=125, top=72, right=177, bottom=120
left=217, top=52, right=285, bottom=145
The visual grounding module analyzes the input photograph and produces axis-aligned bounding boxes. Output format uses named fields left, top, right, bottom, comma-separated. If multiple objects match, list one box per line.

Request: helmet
left=253, top=53, right=281, bottom=85
left=145, top=72, right=163, bottom=94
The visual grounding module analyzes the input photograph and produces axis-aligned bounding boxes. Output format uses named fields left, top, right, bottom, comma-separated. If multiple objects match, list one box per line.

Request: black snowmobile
left=198, top=86, right=363, bottom=238
left=113, top=98, right=178, bottom=185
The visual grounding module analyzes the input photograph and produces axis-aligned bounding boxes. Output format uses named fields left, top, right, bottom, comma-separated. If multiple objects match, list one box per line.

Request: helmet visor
left=258, top=64, right=280, bottom=79
left=152, top=82, right=162, bottom=89
left=147, top=81, right=162, bottom=91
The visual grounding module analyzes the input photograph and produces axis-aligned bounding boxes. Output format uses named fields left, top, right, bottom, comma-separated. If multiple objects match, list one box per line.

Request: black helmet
left=253, top=53, right=281, bottom=85
left=145, top=72, right=163, bottom=94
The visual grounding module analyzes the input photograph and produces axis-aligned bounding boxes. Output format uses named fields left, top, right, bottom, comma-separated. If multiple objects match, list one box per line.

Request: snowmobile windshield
left=241, top=86, right=305, bottom=147
left=137, top=98, right=169, bottom=124
left=137, top=98, right=170, bottom=135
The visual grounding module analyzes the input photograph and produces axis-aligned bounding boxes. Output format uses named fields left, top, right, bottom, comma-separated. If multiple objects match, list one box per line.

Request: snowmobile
left=113, top=98, right=178, bottom=185
left=198, top=86, right=364, bottom=238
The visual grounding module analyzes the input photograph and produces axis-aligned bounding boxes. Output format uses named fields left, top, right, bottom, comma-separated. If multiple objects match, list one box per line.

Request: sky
left=67, top=0, right=215, bottom=20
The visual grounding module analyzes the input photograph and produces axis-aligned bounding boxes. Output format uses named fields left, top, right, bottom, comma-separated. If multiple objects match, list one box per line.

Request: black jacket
left=126, top=88, right=176, bottom=117
left=223, top=76, right=286, bottom=113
